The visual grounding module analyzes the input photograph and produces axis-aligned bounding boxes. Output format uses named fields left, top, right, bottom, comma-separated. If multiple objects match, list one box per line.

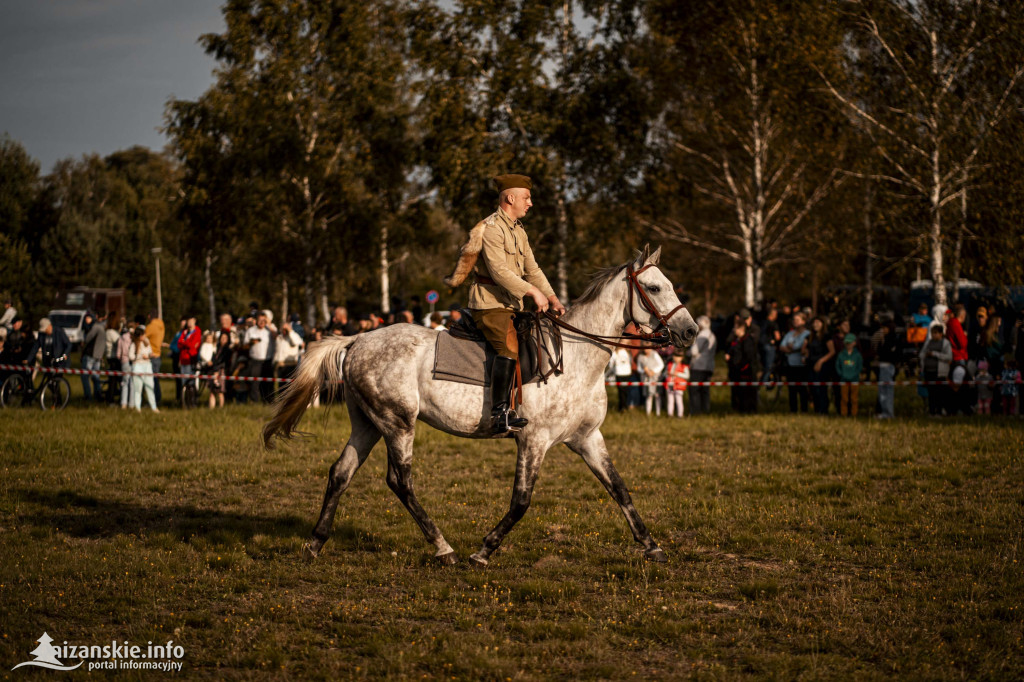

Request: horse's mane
left=572, top=262, right=629, bottom=307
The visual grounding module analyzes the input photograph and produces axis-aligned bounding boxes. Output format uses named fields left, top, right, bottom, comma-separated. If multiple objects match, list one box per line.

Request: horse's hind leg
left=306, top=403, right=381, bottom=559
left=565, top=429, right=666, bottom=562
left=384, top=429, right=458, bottom=564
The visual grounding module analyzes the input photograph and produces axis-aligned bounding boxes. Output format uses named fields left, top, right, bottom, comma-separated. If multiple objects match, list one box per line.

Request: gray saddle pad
left=432, top=330, right=556, bottom=387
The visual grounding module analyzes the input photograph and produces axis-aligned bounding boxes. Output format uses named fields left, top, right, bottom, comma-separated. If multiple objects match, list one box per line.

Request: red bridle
left=626, top=262, right=687, bottom=334
left=542, top=261, right=686, bottom=350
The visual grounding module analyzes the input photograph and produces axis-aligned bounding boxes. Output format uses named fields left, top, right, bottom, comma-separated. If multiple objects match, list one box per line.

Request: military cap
left=493, top=174, right=532, bottom=192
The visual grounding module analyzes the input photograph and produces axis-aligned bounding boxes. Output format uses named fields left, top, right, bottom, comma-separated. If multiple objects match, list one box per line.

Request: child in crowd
left=1001, top=359, right=1021, bottom=416
left=199, top=331, right=216, bottom=368
left=665, top=350, right=690, bottom=418
left=919, top=324, right=952, bottom=416
left=835, top=333, right=863, bottom=416
left=975, top=359, right=993, bottom=414
left=637, top=348, right=665, bottom=416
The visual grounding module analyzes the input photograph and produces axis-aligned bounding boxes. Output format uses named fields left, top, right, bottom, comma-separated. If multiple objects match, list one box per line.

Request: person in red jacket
left=945, top=304, right=968, bottom=367
left=177, top=314, right=202, bottom=396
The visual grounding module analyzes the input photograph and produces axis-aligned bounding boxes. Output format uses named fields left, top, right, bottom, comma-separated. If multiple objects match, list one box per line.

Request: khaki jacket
left=469, top=208, right=555, bottom=311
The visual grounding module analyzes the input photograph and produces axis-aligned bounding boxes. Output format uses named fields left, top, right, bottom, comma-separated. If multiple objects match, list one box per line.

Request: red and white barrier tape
left=2, top=364, right=1019, bottom=389
left=603, top=378, right=1022, bottom=387
left=0, top=364, right=296, bottom=383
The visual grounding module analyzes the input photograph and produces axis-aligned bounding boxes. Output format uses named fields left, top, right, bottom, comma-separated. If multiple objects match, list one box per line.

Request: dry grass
left=1, top=397, right=1022, bottom=679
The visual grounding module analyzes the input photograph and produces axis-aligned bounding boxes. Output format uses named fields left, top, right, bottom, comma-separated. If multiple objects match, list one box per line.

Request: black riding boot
left=490, top=356, right=529, bottom=436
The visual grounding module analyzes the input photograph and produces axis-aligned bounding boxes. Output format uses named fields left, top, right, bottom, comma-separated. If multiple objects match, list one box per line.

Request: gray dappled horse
left=263, top=246, right=698, bottom=566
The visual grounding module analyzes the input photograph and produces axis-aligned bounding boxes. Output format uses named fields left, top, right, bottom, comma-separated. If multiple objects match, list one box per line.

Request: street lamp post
left=152, top=247, right=163, bottom=320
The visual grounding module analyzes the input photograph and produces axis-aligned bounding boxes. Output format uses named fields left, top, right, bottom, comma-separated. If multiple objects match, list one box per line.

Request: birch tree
left=167, top=0, right=413, bottom=326
left=820, top=0, right=1024, bottom=305
left=640, top=1, right=846, bottom=309
left=411, top=1, right=650, bottom=301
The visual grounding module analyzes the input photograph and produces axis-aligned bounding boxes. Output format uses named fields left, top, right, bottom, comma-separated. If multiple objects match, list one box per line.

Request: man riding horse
left=444, top=174, right=566, bottom=436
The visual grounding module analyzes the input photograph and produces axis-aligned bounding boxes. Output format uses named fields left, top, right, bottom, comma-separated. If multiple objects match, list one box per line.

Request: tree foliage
left=3, top=0, right=1024, bottom=327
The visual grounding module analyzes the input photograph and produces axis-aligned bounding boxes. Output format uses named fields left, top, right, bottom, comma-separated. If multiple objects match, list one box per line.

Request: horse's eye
left=647, top=286, right=661, bottom=294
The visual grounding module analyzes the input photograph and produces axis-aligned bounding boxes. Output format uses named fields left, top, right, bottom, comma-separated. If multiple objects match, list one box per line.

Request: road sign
left=425, top=290, right=439, bottom=304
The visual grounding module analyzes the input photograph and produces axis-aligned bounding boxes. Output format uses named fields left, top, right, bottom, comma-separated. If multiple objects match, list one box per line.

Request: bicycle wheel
left=1, top=374, right=28, bottom=408
left=39, top=376, right=71, bottom=411
left=181, top=380, right=197, bottom=409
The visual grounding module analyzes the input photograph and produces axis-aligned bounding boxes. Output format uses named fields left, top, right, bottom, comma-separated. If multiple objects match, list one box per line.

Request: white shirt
left=128, top=338, right=153, bottom=363
left=273, top=328, right=303, bottom=365
left=0, top=306, right=16, bottom=330
left=611, top=348, right=633, bottom=376
left=199, top=341, right=216, bottom=365
left=245, top=326, right=271, bottom=361
left=637, top=351, right=665, bottom=380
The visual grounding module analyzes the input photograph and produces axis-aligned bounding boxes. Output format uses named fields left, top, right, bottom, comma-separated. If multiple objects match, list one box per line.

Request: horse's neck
left=561, top=279, right=628, bottom=375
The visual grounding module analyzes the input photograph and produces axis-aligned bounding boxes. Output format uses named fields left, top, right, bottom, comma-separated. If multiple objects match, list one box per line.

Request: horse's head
left=627, top=245, right=699, bottom=348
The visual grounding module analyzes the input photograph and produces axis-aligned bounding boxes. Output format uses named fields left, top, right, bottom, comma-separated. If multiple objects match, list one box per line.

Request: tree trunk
left=379, top=222, right=391, bottom=314
left=555, top=188, right=569, bottom=302
left=281, top=277, right=289, bottom=325
left=862, top=184, right=874, bottom=328
left=930, top=144, right=947, bottom=306
left=753, top=262, right=763, bottom=311
left=951, top=170, right=967, bottom=303
left=304, top=258, right=316, bottom=330
left=704, top=271, right=719, bottom=317
left=318, top=273, right=329, bottom=326
left=204, top=250, right=217, bottom=330
left=811, top=264, right=819, bottom=316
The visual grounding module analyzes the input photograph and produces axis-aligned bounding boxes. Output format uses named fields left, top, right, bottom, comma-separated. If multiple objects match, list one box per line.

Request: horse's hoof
left=644, top=547, right=668, bottom=563
left=302, top=542, right=320, bottom=562
left=435, top=551, right=458, bottom=566
left=467, top=552, right=489, bottom=568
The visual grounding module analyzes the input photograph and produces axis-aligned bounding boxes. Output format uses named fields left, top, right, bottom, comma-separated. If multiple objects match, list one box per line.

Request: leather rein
left=540, top=262, right=686, bottom=351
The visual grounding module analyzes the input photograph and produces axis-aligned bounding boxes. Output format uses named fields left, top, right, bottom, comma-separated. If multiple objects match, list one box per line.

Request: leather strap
left=475, top=274, right=496, bottom=286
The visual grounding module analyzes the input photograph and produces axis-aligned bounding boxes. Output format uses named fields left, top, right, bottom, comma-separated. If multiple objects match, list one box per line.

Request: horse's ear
left=647, top=245, right=662, bottom=266
left=634, top=244, right=650, bottom=268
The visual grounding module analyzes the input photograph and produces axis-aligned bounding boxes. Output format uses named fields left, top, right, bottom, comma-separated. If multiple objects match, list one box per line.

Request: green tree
left=0, top=135, right=39, bottom=308
left=167, top=0, right=418, bottom=327
left=639, top=0, right=849, bottom=310
left=820, top=0, right=1024, bottom=305
left=410, top=1, right=652, bottom=300
left=22, top=148, right=189, bottom=322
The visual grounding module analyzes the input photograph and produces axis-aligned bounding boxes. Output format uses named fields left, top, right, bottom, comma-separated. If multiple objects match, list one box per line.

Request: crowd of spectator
left=605, top=299, right=1024, bottom=418
left=0, top=298, right=464, bottom=411
left=1, top=295, right=1022, bottom=417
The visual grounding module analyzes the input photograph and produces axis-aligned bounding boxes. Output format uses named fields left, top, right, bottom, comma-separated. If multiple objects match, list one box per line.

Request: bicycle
left=181, top=365, right=206, bottom=410
left=0, top=366, right=71, bottom=411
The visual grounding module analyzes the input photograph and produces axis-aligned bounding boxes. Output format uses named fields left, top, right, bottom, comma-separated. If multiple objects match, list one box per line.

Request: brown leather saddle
left=446, top=308, right=532, bottom=344
left=434, top=309, right=563, bottom=401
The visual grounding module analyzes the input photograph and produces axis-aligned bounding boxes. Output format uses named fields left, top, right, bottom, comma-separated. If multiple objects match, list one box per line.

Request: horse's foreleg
left=384, top=430, right=457, bottom=564
left=566, top=429, right=666, bottom=562
left=306, top=406, right=381, bottom=558
left=469, top=440, right=548, bottom=567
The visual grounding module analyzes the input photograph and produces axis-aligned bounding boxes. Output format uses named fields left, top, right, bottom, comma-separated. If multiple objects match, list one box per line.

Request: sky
left=0, top=0, right=223, bottom=173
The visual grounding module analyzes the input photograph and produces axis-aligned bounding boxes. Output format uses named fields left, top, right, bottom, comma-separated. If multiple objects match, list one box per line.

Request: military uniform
left=469, top=206, right=556, bottom=359
left=442, top=173, right=557, bottom=435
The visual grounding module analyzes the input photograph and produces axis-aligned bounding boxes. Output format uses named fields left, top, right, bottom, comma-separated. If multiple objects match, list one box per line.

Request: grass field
left=1, top=388, right=1022, bottom=679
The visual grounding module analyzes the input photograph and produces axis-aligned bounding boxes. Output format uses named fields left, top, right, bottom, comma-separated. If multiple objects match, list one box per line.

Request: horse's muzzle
left=672, top=323, right=698, bottom=348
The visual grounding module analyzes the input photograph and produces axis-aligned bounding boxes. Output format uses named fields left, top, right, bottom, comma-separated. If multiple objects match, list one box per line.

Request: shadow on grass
left=12, top=488, right=383, bottom=553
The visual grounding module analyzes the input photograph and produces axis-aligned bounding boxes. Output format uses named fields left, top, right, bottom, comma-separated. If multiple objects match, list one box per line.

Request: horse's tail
left=262, top=335, right=358, bottom=449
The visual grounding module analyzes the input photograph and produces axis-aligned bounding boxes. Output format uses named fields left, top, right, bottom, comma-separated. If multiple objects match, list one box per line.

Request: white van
left=47, top=309, right=88, bottom=348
